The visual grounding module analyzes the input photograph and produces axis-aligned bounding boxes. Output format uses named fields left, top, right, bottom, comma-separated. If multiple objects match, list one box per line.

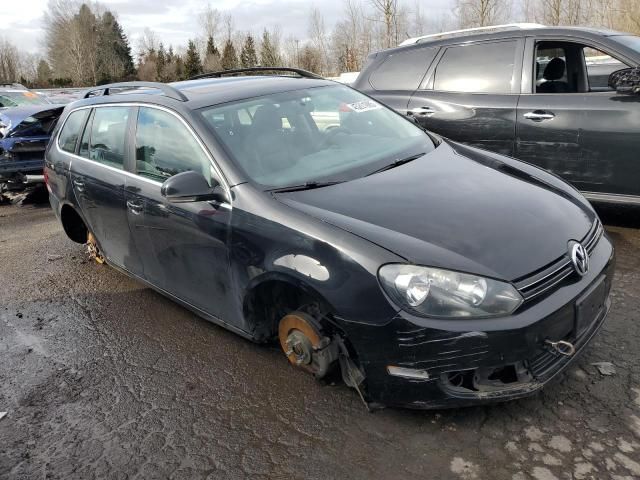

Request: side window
left=58, top=109, right=89, bottom=153
left=135, top=107, right=212, bottom=184
left=85, top=107, right=129, bottom=169
left=433, top=41, right=517, bottom=94
left=535, top=45, right=571, bottom=93
left=370, top=47, right=437, bottom=91
left=583, top=47, right=626, bottom=90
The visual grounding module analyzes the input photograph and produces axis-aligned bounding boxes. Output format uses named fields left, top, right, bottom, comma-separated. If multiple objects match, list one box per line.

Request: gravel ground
left=0, top=196, right=639, bottom=480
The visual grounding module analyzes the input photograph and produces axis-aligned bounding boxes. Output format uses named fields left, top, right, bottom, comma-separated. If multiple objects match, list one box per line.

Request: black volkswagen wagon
left=354, top=24, right=640, bottom=206
left=45, top=69, right=614, bottom=409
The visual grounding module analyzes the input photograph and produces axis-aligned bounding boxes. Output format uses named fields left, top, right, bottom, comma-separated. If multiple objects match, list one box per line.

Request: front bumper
left=340, top=233, right=615, bottom=409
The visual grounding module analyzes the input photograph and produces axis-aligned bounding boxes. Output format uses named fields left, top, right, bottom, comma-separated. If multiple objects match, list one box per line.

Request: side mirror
left=608, top=67, right=640, bottom=94
left=161, top=171, right=229, bottom=204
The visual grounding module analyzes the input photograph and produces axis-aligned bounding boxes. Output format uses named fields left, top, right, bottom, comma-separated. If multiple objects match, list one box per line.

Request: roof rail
left=83, top=81, right=188, bottom=102
left=399, top=23, right=546, bottom=46
left=0, top=82, right=27, bottom=89
left=189, top=67, right=323, bottom=80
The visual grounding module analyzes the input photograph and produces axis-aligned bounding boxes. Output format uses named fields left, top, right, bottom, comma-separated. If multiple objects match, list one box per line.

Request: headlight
left=378, top=264, right=523, bottom=318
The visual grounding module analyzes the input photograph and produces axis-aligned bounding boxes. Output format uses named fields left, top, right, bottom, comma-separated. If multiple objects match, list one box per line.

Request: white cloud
left=0, top=0, right=453, bottom=55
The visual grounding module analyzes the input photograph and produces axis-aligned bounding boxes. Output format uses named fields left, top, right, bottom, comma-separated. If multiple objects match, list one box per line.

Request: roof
left=72, top=76, right=336, bottom=111
left=382, top=25, right=632, bottom=57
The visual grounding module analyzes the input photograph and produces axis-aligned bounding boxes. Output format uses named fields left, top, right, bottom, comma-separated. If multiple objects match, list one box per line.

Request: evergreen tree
left=221, top=39, right=238, bottom=70
left=206, top=35, right=219, bottom=57
left=157, top=43, right=166, bottom=80
left=203, top=35, right=221, bottom=72
left=174, top=56, right=184, bottom=81
left=184, top=39, right=203, bottom=78
left=96, top=11, right=135, bottom=83
left=260, top=29, right=281, bottom=67
left=36, top=60, right=52, bottom=87
left=240, top=34, right=258, bottom=68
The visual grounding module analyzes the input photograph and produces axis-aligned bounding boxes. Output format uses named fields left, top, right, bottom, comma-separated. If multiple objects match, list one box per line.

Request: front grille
left=514, top=219, right=603, bottom=301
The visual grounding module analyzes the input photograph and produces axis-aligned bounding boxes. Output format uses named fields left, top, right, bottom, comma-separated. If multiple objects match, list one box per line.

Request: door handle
left=408, top=106, right=435, bottom=117
left=73, top=179, right=85, bottom=192
left=524, top=110, right=555, bottom=122
left=126, top=200, right=143, bottom=215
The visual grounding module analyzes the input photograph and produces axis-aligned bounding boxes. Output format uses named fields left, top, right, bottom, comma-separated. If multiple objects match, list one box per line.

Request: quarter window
left=58, top=109, right=89, bottom=153
left=135, top=107, right=212, bottom=183
left=370, top=47, right=437, bottom=91
left=433, top=41, right=517, bottom=94
left=83, top=107, right=129, bottom=169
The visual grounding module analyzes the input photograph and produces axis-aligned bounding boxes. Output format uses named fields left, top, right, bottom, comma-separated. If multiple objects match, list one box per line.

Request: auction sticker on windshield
left=341, top=100, right=382, bottom=113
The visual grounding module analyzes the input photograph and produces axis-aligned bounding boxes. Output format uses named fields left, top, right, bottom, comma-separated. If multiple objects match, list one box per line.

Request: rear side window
left=369, top=47, right=437, bottom=91
left=433, top=41, right=517, bottom=94
left=58, top=109, right=89, bottom=153
left=135, top=107, right=212, bottom=184
left=84, top=107, right=130, bottom=169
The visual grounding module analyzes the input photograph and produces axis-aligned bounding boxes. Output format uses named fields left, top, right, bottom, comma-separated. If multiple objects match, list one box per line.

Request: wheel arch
left=59, top=202, right=88, bottom=244
left=242, top=271, right=339, bottom=342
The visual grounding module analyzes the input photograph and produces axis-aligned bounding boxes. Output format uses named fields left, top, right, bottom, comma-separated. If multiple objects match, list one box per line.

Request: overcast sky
left=1, top=0, right=453, bottom=55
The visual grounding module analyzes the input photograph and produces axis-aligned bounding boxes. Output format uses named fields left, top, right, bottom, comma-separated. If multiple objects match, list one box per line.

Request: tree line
left=1, top=0, right=640, bottom=88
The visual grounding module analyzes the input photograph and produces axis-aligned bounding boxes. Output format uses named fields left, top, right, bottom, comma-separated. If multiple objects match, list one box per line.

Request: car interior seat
left=537, top=58, right=571, bottom=93
left=248, top=104, right=298, bottom=178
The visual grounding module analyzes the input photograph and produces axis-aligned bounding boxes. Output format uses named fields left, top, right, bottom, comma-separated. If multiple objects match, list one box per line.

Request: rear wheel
left=86, top=232, right=105, bottom=264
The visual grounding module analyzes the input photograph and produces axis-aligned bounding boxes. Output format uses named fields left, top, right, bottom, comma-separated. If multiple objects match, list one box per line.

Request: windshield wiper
left=366, top=152, right=426, bottom=177
left=267, top=181, right=343, bottom=194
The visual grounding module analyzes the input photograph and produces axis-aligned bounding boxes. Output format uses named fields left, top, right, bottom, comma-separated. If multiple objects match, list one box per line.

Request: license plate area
left=575, top=275, right=607, bottom=339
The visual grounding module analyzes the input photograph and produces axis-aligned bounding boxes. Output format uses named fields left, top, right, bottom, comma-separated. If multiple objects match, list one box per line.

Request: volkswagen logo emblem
left=569, top=242, right=589, bottom=276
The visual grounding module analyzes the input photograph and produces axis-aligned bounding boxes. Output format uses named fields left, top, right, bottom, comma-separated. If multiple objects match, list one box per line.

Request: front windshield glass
left=199, top=85, right=435, bottom=189
left=612, top=35, right=640, bottom=56
left=0, top=91, right=50, bottom=108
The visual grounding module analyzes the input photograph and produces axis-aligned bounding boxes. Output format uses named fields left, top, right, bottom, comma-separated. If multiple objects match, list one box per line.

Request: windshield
left=0, top=91, right=50, bottom=108
left=612, top=35, right=640, bottom=57
left=199, top=85, right=434, bottom=189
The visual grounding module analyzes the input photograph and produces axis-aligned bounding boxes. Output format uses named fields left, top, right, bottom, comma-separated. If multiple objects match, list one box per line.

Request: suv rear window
left=370, top=47, right=437, bottom=91
left=433, top=41, right=517, bottom=94
left=58, top=109, right=89, bottom=153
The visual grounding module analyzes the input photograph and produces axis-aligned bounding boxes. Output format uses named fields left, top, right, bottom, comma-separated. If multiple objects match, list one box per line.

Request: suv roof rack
left=190, top=67, right=323, bottom=80
left=399, top=23, right=546, bottom=46
left=83, top=81, right=188, bottom=102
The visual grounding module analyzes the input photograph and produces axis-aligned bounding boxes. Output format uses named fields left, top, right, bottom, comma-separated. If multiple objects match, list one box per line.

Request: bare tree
left=455, top=0, right=511, bottom=28
left=200, top=3, right=221, bottom=42
left=370, top=0, right=399, bottom=48
left=0, top=38, right=20, bottom=82
left=309, top=7, right=330, bottom=74
left=138, top=28, right=159, bottom=59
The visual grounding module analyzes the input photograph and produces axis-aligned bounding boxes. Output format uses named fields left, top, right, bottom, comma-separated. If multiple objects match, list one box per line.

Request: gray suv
left=354, top=25, right=640, bottom=205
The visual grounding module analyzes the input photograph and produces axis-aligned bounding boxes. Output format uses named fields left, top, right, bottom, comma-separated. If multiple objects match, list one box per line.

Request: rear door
left=407, top=38, right=523, bottom=156
left=355, top=45, right=439, bottom=113
left=71, top=105, right=144, bottom=273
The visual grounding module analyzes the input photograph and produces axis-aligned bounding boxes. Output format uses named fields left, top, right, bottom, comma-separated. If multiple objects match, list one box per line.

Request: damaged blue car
left=0, top=104, right=64, bottom=186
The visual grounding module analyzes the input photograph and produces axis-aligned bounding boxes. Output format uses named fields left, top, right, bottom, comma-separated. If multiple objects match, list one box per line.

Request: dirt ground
left=1, top=195, right=639, bottom=480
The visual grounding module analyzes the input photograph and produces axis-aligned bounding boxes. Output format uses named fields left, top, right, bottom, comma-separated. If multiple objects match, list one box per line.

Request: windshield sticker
left=341, top=100, right=382, bottom=113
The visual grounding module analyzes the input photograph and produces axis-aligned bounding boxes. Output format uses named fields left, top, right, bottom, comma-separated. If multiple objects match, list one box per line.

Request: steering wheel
left=320, top=127, right=351, bottom=148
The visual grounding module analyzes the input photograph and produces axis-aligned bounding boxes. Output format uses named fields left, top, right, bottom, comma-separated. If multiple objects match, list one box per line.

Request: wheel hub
left=278, top=311, right=338, bottom=378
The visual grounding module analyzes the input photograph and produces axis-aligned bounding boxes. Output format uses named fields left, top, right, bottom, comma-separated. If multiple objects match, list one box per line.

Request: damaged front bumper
left=339, top=233, right=615, bottom=409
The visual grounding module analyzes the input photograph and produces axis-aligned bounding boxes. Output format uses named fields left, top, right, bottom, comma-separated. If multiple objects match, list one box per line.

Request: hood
left=0, top=105, right=64, bottom=139
left=276, top=141, right=595, bottom=281
left=0, top=104, right=64, bottom=125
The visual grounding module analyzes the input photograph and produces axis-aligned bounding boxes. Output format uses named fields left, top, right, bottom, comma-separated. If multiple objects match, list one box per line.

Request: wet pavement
left=1, top=198, right=639, bottom=480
